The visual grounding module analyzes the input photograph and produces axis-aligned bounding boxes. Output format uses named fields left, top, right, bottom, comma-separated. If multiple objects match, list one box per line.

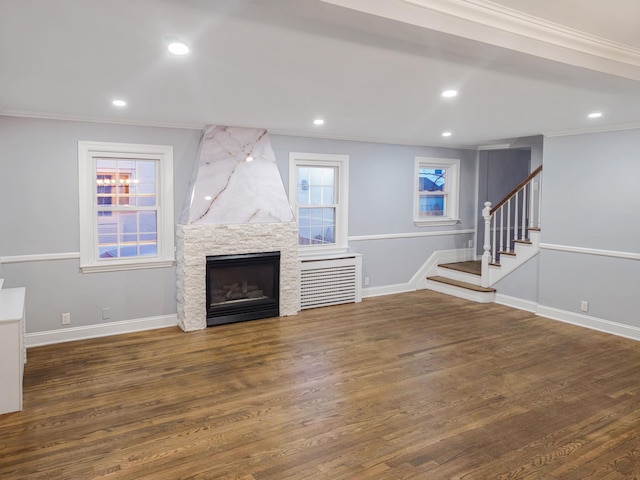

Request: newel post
left=481, top=201, right=492, bottom=287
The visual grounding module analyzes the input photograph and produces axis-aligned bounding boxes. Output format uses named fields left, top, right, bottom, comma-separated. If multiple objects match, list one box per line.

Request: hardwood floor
left=2, top=290, right=640, bottom=479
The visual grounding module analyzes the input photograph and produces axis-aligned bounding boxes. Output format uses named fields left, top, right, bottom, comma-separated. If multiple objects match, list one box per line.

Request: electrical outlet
left=364, top=276, right=370, bottom=286
left=580, top=301, right=589, bottom=312
left=61, top=312, right=71, bottom=325
left=102, top=307, right=111, bottom=320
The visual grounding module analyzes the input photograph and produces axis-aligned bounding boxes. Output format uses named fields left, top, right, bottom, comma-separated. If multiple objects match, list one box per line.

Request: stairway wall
left=476, top=147, right=531, bottom=256
left=493, top=253, right=539, bottom=302
left=539, top=128, right=640, bottom=329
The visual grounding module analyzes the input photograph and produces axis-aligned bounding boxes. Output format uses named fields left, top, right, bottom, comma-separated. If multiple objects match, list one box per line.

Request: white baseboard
left=495, top=293, right=537, bottom=312
left=362, top=283, right=414, bottom=298
left=536, top=305, right=640, bottom=342
left=25, top=314, right=179, bottom=348
left=361, top=247, right=474, bottom=299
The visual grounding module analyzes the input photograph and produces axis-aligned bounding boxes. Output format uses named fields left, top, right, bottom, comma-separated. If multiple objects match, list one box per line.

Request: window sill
left=80, top=259, right=175, bottom=273
left=414, top=218, right=460, bottom=227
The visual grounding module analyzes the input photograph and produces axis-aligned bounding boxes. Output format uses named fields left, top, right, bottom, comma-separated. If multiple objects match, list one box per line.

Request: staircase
left=426, top=166, right=542, bottom=301
left=427, top=260, right=496, bottom=303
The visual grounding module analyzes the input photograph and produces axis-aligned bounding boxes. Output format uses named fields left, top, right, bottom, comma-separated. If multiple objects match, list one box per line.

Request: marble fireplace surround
left=176, top=126, right=299, bottom=332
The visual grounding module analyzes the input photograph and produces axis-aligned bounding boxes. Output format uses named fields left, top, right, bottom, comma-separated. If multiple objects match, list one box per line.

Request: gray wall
left=494, top=254, right=539, bottom=302
left=476, top=147, right=531, bottom=255
left=511, top=135, right=543, bottom=170
left=270, top=135, right=477, bottom=288
left=538, top=129, right=640, bottom=326
left=2, top=116, right=636, bottom=336
left=1, top=118, right=478, bottom=334
left=0, top=116, right=202, bottom=333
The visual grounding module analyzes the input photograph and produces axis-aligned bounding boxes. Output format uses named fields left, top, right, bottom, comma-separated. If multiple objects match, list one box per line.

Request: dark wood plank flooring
left=2, top=290, right=640, bottom=479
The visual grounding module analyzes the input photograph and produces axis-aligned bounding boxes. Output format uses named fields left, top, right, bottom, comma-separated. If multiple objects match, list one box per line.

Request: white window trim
left=413, top=156, right=460, bottom=227
left=289, top=152, right=349, bottom=255
left=78, top=141, right=175, bottom=273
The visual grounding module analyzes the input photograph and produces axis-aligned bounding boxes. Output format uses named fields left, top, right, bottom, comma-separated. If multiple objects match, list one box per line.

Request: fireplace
left=206, top=251, right=280, bottom=326
left=176, top=126, right=298, bottom=332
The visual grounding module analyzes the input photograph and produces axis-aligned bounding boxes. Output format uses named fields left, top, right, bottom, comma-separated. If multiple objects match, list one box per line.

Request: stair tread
left=497, top=251, right=516, bottom=256
left=439, top=261, right=481, bottom=276
left=427, top=276, right=496, bottom=293
left=513, top=239, right=532, bottom=244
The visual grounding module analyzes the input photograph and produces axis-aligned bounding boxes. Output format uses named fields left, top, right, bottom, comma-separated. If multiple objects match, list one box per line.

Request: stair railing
left=481, top=166, right=542, bottom=287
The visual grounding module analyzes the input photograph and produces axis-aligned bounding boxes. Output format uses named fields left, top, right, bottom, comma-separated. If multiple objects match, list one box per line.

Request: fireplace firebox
left=206, top=251, right=280, bottom=326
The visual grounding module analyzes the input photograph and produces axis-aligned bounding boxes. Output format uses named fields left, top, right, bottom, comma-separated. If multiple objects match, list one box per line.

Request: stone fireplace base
left=176, top=222, right=298, bottom=331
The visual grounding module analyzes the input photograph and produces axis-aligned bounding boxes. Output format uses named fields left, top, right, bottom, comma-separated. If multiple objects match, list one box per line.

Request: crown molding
left=320, top=0, right=640, bottom=80
left=0, top=109, right=204, bottom=131
left=404, top=0, right=640, bottom=62
left=543, top=121, right=640, bottom=138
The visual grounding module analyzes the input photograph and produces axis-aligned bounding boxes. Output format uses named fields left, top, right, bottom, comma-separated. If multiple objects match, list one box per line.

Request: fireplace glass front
left=206, top=251, right=280, bottom=326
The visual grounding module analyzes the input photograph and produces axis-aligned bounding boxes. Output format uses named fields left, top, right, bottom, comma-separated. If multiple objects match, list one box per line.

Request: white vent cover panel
left=299, top=255, right=362, bottom=310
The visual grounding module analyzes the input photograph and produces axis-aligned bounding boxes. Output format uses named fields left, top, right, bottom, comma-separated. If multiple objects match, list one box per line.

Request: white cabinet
left=0, top=287, right=26, bottom=415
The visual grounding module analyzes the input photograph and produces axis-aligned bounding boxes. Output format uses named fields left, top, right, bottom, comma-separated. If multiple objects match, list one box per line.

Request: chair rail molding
left=540, top=243, right=640, bottom=261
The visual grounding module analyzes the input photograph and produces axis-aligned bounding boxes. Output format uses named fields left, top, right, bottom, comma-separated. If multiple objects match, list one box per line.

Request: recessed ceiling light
left=204, top=196, right=212, bottom=201
left=442, top=131, right=452, bottom=137
left=245, top=155, right=254, bottom=162
left=168, top=42, right=189, bottom=55
left=441, top=89, right=458, bottom=98
left=313, top=118, right=325, bottom=126
left=588, top=112, right=602, bottom=119
left=163, top=35, right=189, bottom=55
left=112, top=99, right=127, bottom=107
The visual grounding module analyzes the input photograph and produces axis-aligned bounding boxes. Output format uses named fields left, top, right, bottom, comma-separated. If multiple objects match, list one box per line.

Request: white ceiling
left=1, top=0, right=639, bottom=147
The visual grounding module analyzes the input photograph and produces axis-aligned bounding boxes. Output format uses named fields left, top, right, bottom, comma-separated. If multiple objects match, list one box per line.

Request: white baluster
left=521, top=184, right=527, bottom=240
left=529, top=180, right=535, bottom=234
left=507, top=200, right=511, bottom=252
left=482, top=201, right=492, bottom=287
left=492, top=212, right=497, bottom=263
left=499, top=206, right=504, bottom=254
left=514, top=191, right=519, bottom=246
left=537, top=174, right=542, bottom=229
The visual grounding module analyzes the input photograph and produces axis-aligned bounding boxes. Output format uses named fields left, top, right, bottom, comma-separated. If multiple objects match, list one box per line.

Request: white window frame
left=78, top=141, right=175, bottom=273
left=414, top=156, right=460, bottom=227
left=289, top=152, right=349, bottom=255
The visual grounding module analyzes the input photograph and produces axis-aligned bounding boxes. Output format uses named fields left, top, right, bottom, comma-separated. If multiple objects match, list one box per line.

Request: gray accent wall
left=270, top=135, right=477, bottom=288
left=538, top=129, right=640, bottom=327
left=0, top=116, right=202, bottom=333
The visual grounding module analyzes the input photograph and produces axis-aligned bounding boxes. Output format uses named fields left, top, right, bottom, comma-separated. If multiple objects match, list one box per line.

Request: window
left=289, top=152, right=349, bottom=254
left=78, top=141, right=175, bottom=272
left=414, top=156, right=460, bottom=226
